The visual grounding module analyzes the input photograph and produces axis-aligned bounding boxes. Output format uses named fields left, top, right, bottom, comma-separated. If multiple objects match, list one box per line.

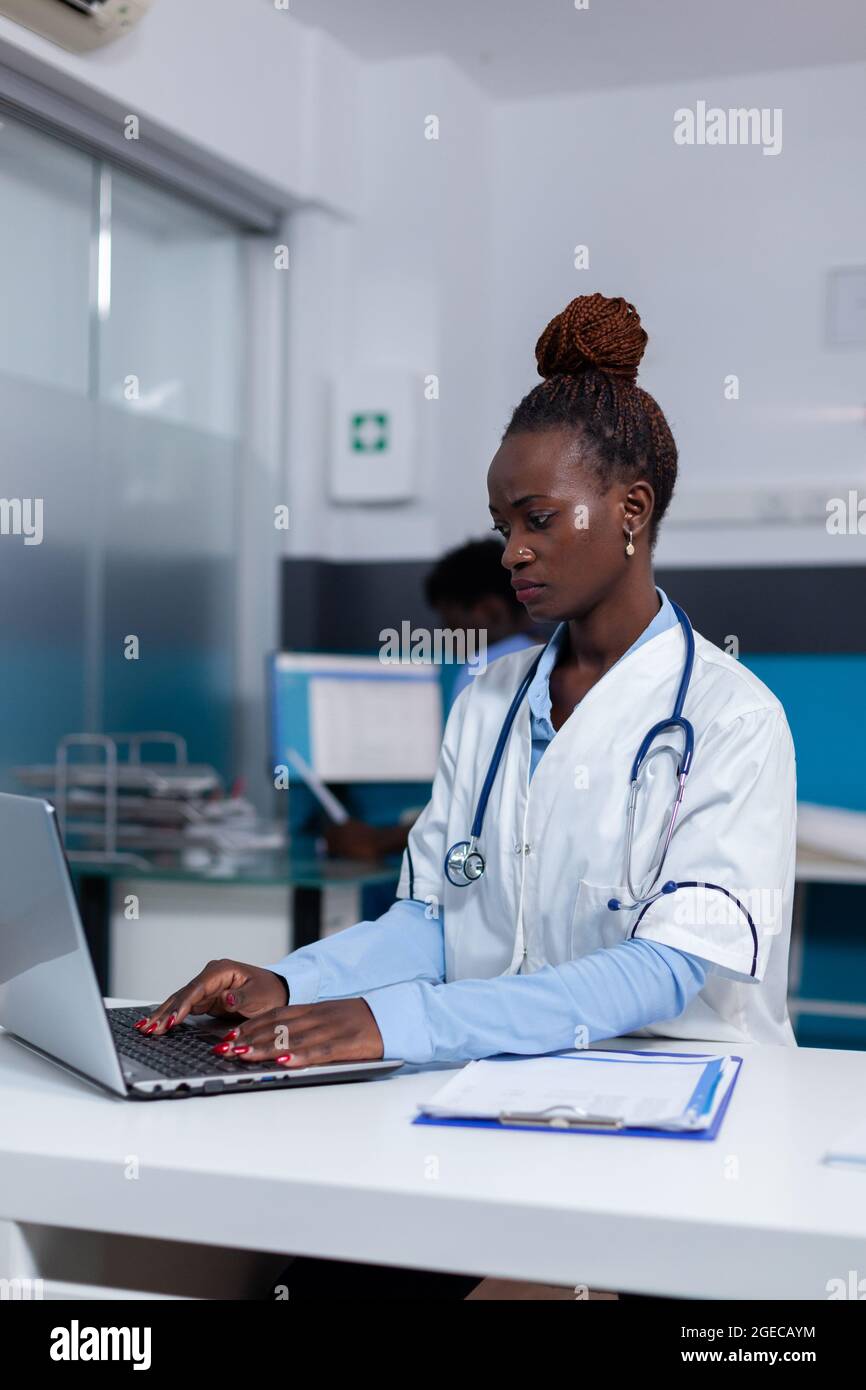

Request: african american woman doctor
left=140, top=294, right=796, bottom=1293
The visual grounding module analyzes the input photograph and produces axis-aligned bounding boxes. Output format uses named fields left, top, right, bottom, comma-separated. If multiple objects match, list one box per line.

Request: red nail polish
left=225, top=993, right=236, bottom=1007
left=212, top=1042, right=231, bottom=1054
left=144, top=1022, right=158, bottom=1034
left=222, top=1028, right=239, bottom=1041
left=232, top=1045, right=251, bottom=1055
left=134, top=1019, right=147, bottom=1029
left=275, top=1054, right=294, bottom=1064
left=167, top=1014, right=177, bottom=1028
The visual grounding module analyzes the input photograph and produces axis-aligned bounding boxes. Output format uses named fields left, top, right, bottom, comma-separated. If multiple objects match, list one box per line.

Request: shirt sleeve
left=626, top=705, right=797, bottom=982
left=362, top=938, right=707, bottom=1065
left=263, top=897, right=445, bottom=1007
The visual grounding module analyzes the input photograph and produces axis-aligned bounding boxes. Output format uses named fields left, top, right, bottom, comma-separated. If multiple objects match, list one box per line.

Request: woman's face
left=487, top=427, right=651, bottom=624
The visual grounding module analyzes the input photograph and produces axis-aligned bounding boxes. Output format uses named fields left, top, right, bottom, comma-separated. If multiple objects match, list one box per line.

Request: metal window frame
left=0, top=54, right=286, bottom=233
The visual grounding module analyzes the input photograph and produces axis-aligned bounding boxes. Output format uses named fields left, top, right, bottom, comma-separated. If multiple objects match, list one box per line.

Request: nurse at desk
left=139, top=290, right=797, bottom=1070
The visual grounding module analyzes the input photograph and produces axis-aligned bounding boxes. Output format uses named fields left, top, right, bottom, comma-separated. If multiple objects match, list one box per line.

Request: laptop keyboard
left=109, top=1006, right=254, bottom=1079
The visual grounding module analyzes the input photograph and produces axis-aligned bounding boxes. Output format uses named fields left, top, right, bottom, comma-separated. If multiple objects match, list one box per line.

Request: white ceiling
left=288, top=0, right=866, bottom=98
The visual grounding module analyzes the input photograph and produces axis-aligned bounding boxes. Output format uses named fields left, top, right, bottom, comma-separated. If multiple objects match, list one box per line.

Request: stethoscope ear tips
left=661, top=880, right=677, bottom=894
left=607, top=898, right=622, bottom=911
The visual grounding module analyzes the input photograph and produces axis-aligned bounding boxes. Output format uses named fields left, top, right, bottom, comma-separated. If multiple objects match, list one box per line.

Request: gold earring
left=625, top=528, right=635, bottom=556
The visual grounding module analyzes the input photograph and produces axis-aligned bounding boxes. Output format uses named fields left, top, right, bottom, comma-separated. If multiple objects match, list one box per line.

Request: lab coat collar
left=525, top=585, right=677, bottom=727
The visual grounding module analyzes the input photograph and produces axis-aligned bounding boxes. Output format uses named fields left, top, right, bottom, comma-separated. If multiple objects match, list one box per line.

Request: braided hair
left=504, top=293, right=678, bottom=538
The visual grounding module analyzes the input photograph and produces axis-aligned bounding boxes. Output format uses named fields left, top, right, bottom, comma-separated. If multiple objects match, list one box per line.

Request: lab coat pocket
left=571, top=878, right=632, bottom=958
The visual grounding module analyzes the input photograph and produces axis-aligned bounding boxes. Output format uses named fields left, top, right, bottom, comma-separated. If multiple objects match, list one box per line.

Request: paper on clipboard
left=418, top=1050, right=737, bottom=1132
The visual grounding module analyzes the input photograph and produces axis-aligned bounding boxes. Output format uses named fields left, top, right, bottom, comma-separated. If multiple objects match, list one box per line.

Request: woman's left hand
left=211, top=998, right=385, bottom=1067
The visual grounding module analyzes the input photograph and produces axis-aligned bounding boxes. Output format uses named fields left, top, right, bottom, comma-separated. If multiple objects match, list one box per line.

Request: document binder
left=413, top=1050, right=743, bottom=1142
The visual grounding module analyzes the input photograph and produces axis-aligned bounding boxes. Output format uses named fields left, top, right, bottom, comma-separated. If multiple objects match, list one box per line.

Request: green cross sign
left=350, top=411, right=390, bottom=453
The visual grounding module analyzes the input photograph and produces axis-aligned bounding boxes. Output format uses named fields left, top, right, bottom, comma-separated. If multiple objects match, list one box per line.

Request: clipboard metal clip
left=499, top=1105, right=626, bottom=1131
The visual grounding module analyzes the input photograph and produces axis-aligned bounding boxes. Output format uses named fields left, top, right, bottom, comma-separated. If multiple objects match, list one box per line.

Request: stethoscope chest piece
left=445, top=839, right=486, bottom=887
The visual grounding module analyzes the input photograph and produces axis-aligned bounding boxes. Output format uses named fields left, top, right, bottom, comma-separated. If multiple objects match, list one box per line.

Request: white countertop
left=1, top=1006, right=864, bottom=1298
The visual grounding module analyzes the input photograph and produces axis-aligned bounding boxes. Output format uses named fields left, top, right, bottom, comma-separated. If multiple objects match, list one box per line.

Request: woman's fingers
left=219, top=1022, right=336, bottom=1066
left=136, top=962, right=249, bottom=1034
left=134, top=989, right=191, bottom=1035
left=191, top=979, right=250, bottom=1018
left=211, top=1005, right=305, bottom=1058
left=211, top=1001, right=382, bottom=1067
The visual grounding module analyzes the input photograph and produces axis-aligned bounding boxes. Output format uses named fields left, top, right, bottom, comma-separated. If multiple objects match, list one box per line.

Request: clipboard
left=413, top=1050, right=744, bottom=1142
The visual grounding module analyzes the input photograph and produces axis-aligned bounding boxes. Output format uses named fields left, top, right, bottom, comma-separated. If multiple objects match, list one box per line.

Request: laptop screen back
left=0, top=793, right=126, bottom=1095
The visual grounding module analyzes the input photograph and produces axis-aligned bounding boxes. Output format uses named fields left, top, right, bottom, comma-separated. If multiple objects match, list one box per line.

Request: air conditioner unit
left=0, top=0, right=154, bottom=53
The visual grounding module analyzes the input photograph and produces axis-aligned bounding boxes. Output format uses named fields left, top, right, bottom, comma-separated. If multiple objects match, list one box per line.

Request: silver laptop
left=0, top=793, right=403, bottom=1100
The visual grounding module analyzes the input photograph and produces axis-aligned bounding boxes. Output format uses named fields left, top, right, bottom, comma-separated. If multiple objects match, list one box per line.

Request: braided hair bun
left=535, top=293, right=648, bottom=385
left=505, top=290, right=678, bottom=539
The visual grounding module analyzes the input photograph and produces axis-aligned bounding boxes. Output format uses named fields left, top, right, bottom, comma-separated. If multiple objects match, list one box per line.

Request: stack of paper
left=418, top=1050, right=739, bottom=1133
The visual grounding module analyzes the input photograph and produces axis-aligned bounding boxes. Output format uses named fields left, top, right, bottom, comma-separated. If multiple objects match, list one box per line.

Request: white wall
left=3, top=5, right=862, bottom=569
left=282, top=52, right=866, bottom=568
left=283, top=55, right=496, bottom=562
left=492, top=61, right=866, bottom=567
left=0, top=0, right=361, bottom=213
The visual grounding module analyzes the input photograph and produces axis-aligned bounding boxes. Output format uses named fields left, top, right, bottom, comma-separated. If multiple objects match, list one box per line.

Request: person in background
left=324, top=537, right=540, bottom=862
left=424, top=536, right=541, bottom=708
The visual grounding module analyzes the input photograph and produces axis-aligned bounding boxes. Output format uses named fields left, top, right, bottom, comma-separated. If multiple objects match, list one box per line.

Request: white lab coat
left=396, top=620, right=797, bottom=1047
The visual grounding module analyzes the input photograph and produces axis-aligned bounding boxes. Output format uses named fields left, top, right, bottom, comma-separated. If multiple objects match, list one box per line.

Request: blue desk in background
left=745, top=655, right=866, bottom=1052
left=744, top=655, right=866, bottom=813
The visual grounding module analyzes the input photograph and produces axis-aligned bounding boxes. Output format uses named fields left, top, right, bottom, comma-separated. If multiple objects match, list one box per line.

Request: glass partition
left=99, top=169, right=244, bottom=437
left=0, top=117, right=92, bottom=393
left=0, top=114, right=245, bottom=791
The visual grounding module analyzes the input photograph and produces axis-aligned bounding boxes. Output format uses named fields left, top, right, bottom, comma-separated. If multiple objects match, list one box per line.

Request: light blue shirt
left=266, top=589, right=707, bottom=1065
left=528, top=587, right=679, bottom=778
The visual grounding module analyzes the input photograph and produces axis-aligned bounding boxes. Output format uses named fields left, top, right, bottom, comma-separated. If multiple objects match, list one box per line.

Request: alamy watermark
left=827, top=1270, right=866, bottom=1299
left=0, top=497, right=43, bottom=545
left=49, top=1321, right=151, bottom=1369
left=1, top=1277, right=44, bottom=1299
left=826, top=491, right=866, bottom=535
left=674, top=101, right=782, bottom=157
left=673, top=883, right=783, bottom=936
left=379, top=622, right=488, bottom=676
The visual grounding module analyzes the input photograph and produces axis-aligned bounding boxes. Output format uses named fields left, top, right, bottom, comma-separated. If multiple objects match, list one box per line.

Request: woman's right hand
left=134, top=959, right=289, bottom=1036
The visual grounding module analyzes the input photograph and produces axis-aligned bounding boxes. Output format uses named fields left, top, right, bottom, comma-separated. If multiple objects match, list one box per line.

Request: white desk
left=1, top=1008, right=865, bottom=1301
left=796, top=846, right=866, bottom=887
left=790, top=848, right=866, bottom=1030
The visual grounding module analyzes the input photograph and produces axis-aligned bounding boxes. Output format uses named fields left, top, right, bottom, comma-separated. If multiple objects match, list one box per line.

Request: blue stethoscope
left=443, top=602, right=696, bottom=912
